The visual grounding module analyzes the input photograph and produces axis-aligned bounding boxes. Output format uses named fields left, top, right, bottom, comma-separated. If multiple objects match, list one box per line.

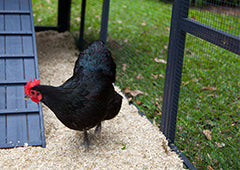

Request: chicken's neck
left=32, top=85, right=67, bottom=106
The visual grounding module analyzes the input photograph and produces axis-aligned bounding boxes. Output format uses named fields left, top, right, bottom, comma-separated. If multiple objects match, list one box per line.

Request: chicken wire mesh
left=177, top=34, right=239, bottom=168
left=176, top=1, right=239, bottom=168
left=31, top=0, right=239, bottom=169
left=189, top=0, right=239, bottom=36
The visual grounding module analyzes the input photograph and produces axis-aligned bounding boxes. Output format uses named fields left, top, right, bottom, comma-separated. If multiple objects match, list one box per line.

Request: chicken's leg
left=94, top=122, right=101, bottom=134
left=83, top=130, right=90, bottom=152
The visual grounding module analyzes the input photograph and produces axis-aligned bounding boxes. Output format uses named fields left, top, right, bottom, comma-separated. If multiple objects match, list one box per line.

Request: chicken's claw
left=94, top=122, right=102, bottom=135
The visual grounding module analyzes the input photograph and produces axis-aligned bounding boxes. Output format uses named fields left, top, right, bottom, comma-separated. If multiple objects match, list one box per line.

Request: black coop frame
left=34, top=0, right=240, bottom=169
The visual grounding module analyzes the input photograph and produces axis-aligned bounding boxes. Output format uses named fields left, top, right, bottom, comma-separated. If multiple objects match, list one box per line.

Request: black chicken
left=24, top=40, right=122, bottom=151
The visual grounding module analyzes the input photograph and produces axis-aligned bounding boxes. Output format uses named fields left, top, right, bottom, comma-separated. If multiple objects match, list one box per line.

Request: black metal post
left=160, top=0, right=196, bottom=169
left=100, top=0, right=110, bottom=43
left=160, top=0, right=190, bottom=145
left=58, top=0, right=71, bottom=32
left=79, top=0, right=86, bottom=50
left=160, top=0, right=196, bottom=170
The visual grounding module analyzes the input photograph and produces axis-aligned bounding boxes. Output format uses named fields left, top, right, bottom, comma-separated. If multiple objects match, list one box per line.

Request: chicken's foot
left=94, top=122, right=101, bottom=134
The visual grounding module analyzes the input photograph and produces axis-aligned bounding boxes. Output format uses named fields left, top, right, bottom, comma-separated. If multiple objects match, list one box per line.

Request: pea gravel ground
left=0, top=31, right=183, bottom=169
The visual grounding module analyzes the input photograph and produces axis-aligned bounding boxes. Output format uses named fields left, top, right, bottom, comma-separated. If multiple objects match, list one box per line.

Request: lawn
left=32, top=0, right=240, bottom=169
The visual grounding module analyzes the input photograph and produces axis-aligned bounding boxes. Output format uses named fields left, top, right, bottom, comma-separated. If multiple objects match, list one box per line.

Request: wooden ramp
left=0, top=0, right=45, bottom=148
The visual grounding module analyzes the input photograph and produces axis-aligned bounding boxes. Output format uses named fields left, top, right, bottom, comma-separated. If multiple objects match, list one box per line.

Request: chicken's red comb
left=24, top=78, right=40, bottom=95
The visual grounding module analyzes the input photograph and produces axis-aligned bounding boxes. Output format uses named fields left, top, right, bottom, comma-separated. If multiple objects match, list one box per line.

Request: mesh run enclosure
left=32, top=0, right=239, bottom=169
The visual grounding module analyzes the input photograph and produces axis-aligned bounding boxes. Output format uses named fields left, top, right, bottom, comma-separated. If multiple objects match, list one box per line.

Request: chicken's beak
left=24, top=94, right=30, bottom=100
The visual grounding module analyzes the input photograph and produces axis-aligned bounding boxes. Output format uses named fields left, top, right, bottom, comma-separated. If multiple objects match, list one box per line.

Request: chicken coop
left=0, top=0, right=239, bottom=169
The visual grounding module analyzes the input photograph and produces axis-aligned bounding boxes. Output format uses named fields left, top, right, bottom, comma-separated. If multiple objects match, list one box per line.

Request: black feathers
left=30, top=40, right=122, bottom=151
left=73, top=40, right=116, bottom=83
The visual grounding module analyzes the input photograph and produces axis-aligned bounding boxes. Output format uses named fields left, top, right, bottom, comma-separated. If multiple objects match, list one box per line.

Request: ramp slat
left=6, top=114, right=28, bottom=146
left=27, top=113, right=41, bottom=144
left=6, top=36, right=22, bottom=55
left=0, top=115, right=6, bottom=144
left=5, top=15, right=21, bottom=31
left=5, top=0, right=20, bottom=10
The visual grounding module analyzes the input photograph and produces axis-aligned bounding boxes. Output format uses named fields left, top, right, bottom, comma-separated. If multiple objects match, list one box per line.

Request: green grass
left=178, top=34, right=240, bottom=168
left=32, top=0, right=240, bottom=169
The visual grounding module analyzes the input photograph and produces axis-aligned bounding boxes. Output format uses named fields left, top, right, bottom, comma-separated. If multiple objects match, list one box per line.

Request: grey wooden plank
left=0, top=15, right=3, bottom=31
left=0, top=36, right=4, bottom=54
left=6, top=58, right=23, bottom=81
left=22, top=36, right=33, bottom=55
left=6, top=114, right=28, bottom=145
left=5, top=14, right=21, bottom=32
left=0, top=54, right=34, bottom=58
left=0, top=59, right=4, bottom=81
left=4, top=47, right=28, bottom=146
left=0, top=31, right=32, bottom=35
left=20, top=0, right=30, bottom=11
left=27, top=113, right=41, bottom=143
left=0, top=115, right=6, bottom=144
left=0, top=0, right=3, bottom=10
left=0, top=86, right=5, bottom=109
left=5, top=0, right=20, bottom=10
left=24, top=58, right=38, bottom=110
left=0, top=108, right=38, bottom=114
left=6, top=36, right=22, bottom=55
left=7, top=85, right=25, bottom=110
left=6, top=85, right=27, bottom=145
left=0, top=11, right=30, bottom=14
left=5, top=54, right=27, bottom=144
left=21, top=15, right=31, bottom=32
left=24, top=58, right=35, bottom=79
left=0, top=80, right=27, bottom=85
left=5, top=38, right=25, bottom=108
left=0, top=143, right=27, bottom=148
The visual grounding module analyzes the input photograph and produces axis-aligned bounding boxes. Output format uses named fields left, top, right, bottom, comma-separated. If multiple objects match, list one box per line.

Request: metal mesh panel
left=176, top=33, right=239, bottom=168
left=188, top=0, right=239, bottom=36
left=176, top=0, right=239, bottom=168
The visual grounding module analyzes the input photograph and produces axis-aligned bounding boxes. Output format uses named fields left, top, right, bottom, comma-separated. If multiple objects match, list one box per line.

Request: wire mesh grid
left=177, top=33, right=239, bottom=168
left=188, top=0, right=240, bottom=36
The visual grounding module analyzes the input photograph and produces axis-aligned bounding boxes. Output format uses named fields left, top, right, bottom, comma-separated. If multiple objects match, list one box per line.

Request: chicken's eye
left=31, top=91, right=35, bottom=95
